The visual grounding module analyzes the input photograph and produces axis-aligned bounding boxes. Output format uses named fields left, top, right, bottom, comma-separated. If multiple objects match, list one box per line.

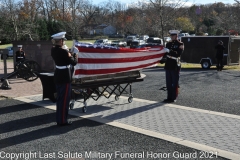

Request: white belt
left=56, top=65, right=70, bottom=69
left=167, top=55, right=178, bottom=60
left=167, top=55, right=181, bottom=66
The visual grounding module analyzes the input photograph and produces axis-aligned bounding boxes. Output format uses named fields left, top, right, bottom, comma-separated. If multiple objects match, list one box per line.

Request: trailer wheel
left=201, top=60, right=211, bottom=69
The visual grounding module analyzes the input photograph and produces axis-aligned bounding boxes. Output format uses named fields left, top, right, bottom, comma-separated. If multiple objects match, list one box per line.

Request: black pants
left=216, top=59, right=223, bottom=70
left=56, top=83, right=71, bottom=124
left=165, top=69, right=178, bottom=100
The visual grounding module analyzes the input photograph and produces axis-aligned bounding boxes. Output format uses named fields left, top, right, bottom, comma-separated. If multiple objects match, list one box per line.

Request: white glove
left=71, top=46, right=79, bottom=54
left=62, top=44, right=69, bottom=51
left=164, top=48, right=170, bottom=53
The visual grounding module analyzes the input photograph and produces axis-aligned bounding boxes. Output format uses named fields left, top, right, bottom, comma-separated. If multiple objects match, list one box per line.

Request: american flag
left=73, top=41, right=167, bottom=78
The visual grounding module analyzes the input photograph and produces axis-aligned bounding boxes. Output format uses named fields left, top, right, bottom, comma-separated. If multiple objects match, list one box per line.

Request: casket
left=72, top=41, right=167, bottom=84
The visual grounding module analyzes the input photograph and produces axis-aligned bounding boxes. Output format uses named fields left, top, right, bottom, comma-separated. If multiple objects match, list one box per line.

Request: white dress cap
left=17, top=45, right=23, bottom=48
left=169, top=30, right=180, bottom=35
left=51, top=32, right=67, bottom=40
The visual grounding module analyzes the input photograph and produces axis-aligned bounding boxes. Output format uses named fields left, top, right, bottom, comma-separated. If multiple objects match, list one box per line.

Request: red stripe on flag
left=75, top=61, right=159, bottom=75
left=78, top=54, right=163, bottom=63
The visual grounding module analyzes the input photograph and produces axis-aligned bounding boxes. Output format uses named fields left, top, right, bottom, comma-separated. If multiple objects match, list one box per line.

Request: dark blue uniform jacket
left=215, top=44, right=225, bottom=59
left=51, top=45, right=77, bottom=84
left=164, top=40, right=184, bottom=70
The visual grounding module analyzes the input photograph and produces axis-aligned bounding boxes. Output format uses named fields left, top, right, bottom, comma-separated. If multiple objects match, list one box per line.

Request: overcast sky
left=92, top=0, right=235, bottom=6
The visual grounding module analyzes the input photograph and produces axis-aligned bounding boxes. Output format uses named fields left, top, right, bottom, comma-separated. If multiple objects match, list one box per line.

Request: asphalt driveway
left=132, top=67, right=240, bottom=116
left=1, top=65, right=237, bottom=160
left=0, top=99, right=226, bottom=160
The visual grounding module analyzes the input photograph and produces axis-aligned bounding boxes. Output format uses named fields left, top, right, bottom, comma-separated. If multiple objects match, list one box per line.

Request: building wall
left=95, top=28, right=103, bottom=34
left=103, top=25, right=116, bottom=35
left=90, top=25, right=116, bottom=35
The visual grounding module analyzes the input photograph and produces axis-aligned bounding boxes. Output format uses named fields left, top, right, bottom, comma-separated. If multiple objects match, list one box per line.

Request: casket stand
left=70, top=70, right=145, bottom=113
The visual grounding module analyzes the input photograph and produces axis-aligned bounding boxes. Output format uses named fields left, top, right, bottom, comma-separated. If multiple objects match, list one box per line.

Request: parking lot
left=1, top=61, right=240, bottom=159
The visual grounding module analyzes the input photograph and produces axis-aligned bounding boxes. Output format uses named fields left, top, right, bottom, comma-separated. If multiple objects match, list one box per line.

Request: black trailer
left=181, top=36, right=240, bottom=69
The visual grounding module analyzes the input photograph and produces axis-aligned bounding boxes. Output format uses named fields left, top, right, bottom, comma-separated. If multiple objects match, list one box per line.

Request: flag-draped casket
left=72, top=42, right=167, bottom=84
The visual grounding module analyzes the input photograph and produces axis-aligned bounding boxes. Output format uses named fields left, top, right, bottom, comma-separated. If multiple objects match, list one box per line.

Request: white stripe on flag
left=74, top=57, right=161, bottom=70
left=78, top=50, right=165, bottom=59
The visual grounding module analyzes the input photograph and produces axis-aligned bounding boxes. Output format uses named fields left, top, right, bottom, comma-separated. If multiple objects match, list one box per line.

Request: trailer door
left=228, top=38, right=240, bottom=65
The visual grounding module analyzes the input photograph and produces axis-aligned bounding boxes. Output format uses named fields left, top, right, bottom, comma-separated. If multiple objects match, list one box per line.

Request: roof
left=94, top=24, right=110, bottom=29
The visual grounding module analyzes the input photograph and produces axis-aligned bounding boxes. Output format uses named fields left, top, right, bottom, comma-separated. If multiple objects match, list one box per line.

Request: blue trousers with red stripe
left=165, top=69, right=178, bottom=100
left=56, top=83, right=71, bottom=124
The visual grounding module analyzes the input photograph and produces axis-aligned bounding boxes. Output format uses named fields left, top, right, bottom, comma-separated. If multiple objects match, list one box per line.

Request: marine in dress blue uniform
left=15, top=45, right=25, bottom=62
left=163, top=30, right=184, bottom=103
left=51, top=32, right=78, bottom=126
left=215, top=40, right=225, bottom=71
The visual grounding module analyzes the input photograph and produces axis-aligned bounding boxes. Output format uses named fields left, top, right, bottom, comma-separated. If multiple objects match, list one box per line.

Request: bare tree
left=1, top=0, right=240, bottom=42
left=149, top=0, right=188, bottom=42
left=0, top=0, right=22, bottom=40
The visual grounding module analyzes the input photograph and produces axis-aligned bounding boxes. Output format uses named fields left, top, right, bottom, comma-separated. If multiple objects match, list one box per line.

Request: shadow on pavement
left=0, top=118, right=102, bottom=149
left=0, top=100, right=103, bottom=149
left=0, top=111, right=56, bottom=134
left=88, top=101, right=165, bottom=121
left=0, top=102, right=39, bottom=115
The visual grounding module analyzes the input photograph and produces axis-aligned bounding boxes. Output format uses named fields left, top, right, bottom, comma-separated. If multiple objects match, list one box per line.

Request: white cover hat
left=51, top=32, right=67, bottom=40
left=169, top=30, right=180, bottom=35
left=17, top=45, right=22, bottom=48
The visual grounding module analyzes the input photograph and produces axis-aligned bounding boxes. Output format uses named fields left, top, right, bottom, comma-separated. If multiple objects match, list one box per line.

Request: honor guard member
left=215, top=40, right=225, bottom=71
left=51, top=32, right=78, bottom=126
left=163, top=30, right=184, bottom=103
left=15, top=45, right=25, bottom=62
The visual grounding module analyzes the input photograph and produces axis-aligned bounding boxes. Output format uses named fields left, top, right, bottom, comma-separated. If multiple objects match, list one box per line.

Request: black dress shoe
left=57, top=121, right=72, bottom=126
left=168, top=99, right=177, bottom=103
left=163, top=99, right=171, bottom=103
left=163, top=99, right=176, bottom=103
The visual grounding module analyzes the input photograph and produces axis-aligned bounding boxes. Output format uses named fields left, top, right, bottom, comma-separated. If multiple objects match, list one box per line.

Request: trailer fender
left=200, top=58, right=212, bottom=69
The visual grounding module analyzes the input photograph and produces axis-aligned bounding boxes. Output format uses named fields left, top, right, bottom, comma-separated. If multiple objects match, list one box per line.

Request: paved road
left=0, top=98, right=226, bottom=160
left=2, top=66, right=239, bottom=160
left=132, top=67, right=240, bottom=115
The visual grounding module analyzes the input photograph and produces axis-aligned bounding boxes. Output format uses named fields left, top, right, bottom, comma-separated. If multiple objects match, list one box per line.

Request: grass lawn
left=222, top=65, right=240, bottom=70
left=158, top=63, right=202, bottom=68
left=65, top=40, right=95, bottom=47
left=0, top=44, right=11, bottom=49
left=65, top=40, right=96, bottom=48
